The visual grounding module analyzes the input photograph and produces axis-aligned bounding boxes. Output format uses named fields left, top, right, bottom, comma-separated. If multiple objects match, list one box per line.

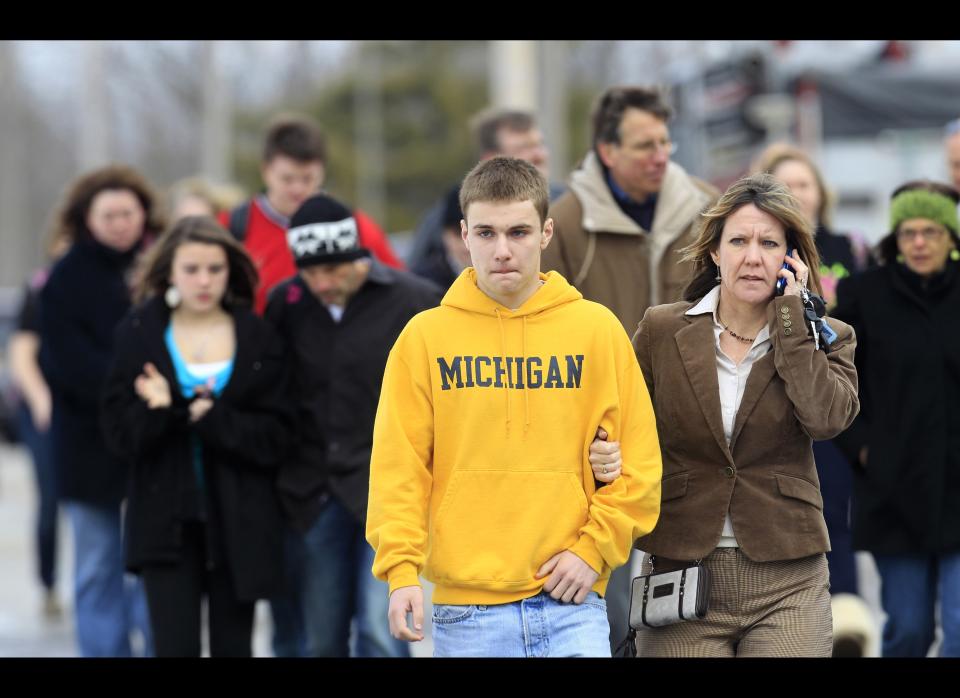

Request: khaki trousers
left=634, top=548, right=832, bottom=657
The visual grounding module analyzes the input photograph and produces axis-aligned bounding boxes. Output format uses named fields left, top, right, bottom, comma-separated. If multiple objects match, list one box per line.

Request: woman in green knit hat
left=833, top=180, right=960, bottom=657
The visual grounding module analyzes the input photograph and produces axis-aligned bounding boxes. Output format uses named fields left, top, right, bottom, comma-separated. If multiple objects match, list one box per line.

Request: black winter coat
left=101, top=297, right=295, bottom=601
left=264, top=262, right=442, bottom=531
left=833, top=259, right=960, bottom=555
left=39, top=239, right=140, bottom=507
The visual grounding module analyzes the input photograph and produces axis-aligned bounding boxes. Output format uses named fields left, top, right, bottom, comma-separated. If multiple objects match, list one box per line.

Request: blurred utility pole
left=0, top=41, right=31, bottom=284
left=283, top=40, right=315, bottom=104
left=79, top=41, right=109, bottom=171
left=795, top=78, right=823, bottom=157
left=539, top=41, right=570, bottom=183
left=353, top=43, right=387, bottom=228
left=489, top=41, right=538, bottom=111
left=201, top=41, right=232, bottom=183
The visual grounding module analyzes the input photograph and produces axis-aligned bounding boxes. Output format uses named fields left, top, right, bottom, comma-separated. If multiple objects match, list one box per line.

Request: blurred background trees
left=1, top=39, right=958, bottom=286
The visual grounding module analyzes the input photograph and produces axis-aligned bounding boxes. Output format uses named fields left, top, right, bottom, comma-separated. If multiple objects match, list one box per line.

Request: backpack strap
left=572, top=231, right=597, bottom=288
left=228, top=201, right=252, bottom=243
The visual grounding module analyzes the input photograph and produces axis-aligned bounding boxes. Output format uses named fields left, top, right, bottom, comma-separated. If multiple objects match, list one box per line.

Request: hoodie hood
left=570, top=151, right=708, bottom=242
left=441, top=267, right=583, bottom=318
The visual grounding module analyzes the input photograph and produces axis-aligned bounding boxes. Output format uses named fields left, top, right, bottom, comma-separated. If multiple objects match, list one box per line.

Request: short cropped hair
left=459, top=157, right=549, bottom=226
left=262, top=114, right=327, bottom=164
left=591, top=86, right=672, bottom=148
left=469, top=107, right=537, bottom=155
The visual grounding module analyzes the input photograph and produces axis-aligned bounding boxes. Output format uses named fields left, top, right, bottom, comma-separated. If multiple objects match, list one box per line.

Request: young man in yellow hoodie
left=366, top=157, right=662, bottom=657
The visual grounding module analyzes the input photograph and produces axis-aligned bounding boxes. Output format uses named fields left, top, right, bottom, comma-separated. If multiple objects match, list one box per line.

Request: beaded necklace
left=717, top=308, right=759, bottom=344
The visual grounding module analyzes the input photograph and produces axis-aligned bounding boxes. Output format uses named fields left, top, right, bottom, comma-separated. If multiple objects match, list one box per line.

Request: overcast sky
left=13, top=40, right=355, bottom=111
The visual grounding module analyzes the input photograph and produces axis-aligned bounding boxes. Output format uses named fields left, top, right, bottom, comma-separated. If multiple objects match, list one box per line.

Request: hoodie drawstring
left=522, top=315, right=530, bottom=433
left=494, top=309, right=532, bottom=436
left=495, top=308, right=510, bottom=434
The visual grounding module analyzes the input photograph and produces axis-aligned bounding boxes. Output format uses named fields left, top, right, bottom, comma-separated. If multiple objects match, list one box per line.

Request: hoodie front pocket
left=430, top=470, right=589, bottom=586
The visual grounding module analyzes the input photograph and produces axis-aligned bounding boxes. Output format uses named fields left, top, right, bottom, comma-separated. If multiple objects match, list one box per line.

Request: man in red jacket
left=222, top=114, right=403, bottom=313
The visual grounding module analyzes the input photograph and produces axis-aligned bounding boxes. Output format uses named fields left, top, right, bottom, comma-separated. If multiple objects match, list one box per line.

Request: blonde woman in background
left=167, top=176, right=246, bottom=223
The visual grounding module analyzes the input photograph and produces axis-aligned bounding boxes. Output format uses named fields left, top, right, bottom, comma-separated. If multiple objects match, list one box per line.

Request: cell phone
left=775, top=248, right=796, bottom=296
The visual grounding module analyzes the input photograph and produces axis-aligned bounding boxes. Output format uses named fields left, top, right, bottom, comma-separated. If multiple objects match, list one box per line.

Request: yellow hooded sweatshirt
left=366, top=269, right=661, bottom=605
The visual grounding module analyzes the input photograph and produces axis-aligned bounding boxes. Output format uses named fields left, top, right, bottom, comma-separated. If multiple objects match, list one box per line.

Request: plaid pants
left=634, top=548, right=832, bottom=657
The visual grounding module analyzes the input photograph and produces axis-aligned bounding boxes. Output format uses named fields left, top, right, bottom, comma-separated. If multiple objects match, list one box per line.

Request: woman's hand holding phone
left=777, top=248, right=809, bottom=298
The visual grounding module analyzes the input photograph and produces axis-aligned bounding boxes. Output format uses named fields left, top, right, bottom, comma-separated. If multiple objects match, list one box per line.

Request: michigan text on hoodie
left=437, top=354, right=584, bottom=391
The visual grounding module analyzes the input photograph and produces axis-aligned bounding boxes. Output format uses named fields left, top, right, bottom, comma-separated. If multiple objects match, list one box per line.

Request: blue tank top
left=164, top=324, right=235, bottom=507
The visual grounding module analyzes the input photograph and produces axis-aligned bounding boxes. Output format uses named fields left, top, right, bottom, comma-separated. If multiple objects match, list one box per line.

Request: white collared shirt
left=685, top=285, right=771, bottom=548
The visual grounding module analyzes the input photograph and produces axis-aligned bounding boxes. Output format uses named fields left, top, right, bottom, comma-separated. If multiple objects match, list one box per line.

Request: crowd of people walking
left=5, top=89, right=960, bottom=659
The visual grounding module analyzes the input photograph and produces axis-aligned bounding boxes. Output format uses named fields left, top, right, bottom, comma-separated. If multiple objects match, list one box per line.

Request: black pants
left=141, top=521, right=255, bottom=657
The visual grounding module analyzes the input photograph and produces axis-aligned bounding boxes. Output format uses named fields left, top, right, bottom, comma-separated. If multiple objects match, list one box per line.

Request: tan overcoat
left=543, top=152, right=717, bottom=334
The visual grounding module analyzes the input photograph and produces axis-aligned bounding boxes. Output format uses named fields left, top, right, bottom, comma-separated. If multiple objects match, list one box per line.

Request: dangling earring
left=896, top=254, right=905, bottom=264
left=164, top=286, right=181, bottom=308
left=951, top=249, right=960, bottom=262
left=715, top=264, right=721, bottom=282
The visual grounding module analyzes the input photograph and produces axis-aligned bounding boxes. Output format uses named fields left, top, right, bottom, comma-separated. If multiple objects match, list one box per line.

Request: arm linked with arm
left=365, top=331, right=435, bottom=594
left=569, top=324, right=662, bottom=574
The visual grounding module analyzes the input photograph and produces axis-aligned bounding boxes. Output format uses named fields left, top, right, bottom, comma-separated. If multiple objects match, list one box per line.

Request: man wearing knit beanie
left=263, top=193, right=443, bottom=657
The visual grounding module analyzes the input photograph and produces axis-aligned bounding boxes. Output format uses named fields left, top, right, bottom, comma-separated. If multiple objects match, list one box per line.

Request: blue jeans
left=18, top=404, right=59, bottom=590
left=68, top=502, right=153, bottom=657
left=432, top=591, right=611, bottom=657
left=270, top=495, right=408, bottom=658
left=873, top=552, right=960, bottom=657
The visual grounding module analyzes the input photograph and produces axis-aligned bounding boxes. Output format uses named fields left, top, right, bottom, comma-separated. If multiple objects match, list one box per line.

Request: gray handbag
left=616, top=556, right=712, bottom=657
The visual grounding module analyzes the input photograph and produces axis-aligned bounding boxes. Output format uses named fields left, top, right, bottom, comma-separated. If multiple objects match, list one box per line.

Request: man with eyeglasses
left=945, top=118, right=960, bottom=194
left=543, top=86, right=716, bottom=334
left=541, top=85, right=716, bottom=652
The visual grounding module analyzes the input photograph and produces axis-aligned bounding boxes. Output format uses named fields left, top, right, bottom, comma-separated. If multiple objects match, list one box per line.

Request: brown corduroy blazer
left=631, top=293, right=859, bottom=562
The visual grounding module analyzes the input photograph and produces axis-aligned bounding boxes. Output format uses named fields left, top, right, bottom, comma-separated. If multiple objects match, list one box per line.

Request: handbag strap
left=648, top=554, right=703, bottom=573
left=649, top=555, right=703, bottom=622
left=640, top=573, right=651, bottom=628
left=677, top=567, right=688, bottom=620
left=615, top=629, right=638, bottom=658
left=635, top=556, right=705, bottom=633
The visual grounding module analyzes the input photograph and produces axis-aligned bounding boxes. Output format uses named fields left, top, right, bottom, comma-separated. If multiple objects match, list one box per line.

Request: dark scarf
left=892, top=256, right=959, bottom=304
